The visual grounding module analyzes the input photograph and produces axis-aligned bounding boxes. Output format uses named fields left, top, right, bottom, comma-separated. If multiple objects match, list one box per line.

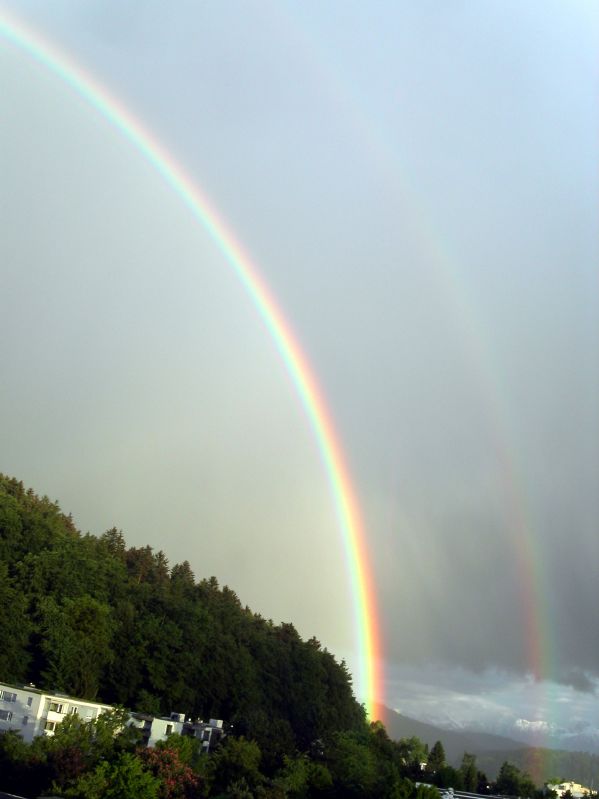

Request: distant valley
left=376, top=705, right=599, bottom=786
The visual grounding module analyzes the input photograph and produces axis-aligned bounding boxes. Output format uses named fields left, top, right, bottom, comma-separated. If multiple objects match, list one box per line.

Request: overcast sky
left=1, top=1, right=598, bottom=741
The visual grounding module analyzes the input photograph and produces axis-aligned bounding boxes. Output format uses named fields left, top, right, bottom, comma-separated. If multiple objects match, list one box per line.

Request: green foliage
left=475, top=748, right=599, bottom=788
left=436, top=763, right=463, bottom=790
left=273, top=754, right=333, bottom=797
left=397, top=735, right=428, bottom=764
left=396, top=735, right=429, bottom=780
left=0, top=474, right=365, bottom=759
left=326, top=730, right=382, bottom=797
left=206, top=737, right=264, bottom=796
left=411, top=785, right=442, bottom=799
left=63, top=752, right=160, bottom=799
left=0, top=730, right=41, bottom=795
left=0, top=560, right=30, bottom=681
left=0, top=475, right=417, bottom=798
left=0, top=708, right=138, bottom=798
left=427, top=740, right=446, bottom=773
left=460, top=753, right=478, bottom=792
left=39, top=595, right=114, bottom=698
left=323, top=725, right=409, bottom=799
left=495, top=760, right=536, bottom=797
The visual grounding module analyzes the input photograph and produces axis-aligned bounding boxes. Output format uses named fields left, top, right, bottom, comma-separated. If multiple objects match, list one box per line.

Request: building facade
left=0, top=681, right=226, bottom=752
left=128, top=711, right=186, bottom=747
left=0, top=682, right=112, bottom=743
left=128, top=711, right=225, bottom=751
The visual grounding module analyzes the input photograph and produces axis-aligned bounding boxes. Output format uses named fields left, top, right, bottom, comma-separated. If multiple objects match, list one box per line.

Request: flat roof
left=0, top=681, right=112, bottom=707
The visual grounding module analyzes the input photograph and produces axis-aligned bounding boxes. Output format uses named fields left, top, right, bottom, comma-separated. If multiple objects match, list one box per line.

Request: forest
left=0, top=475, right=539, bottom=797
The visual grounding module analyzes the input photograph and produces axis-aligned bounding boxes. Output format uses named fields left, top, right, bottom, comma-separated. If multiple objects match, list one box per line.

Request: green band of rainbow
left=0, top=7, right=381, bottom=716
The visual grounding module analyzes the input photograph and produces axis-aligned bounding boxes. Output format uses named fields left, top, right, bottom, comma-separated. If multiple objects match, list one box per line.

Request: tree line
left=0, top=474, right=363, bottom=754
left=0, top=475, right=542, bottom=797
left=399, top=737, right=539, bottom=796
left=0, top=712, right=542, bottom=799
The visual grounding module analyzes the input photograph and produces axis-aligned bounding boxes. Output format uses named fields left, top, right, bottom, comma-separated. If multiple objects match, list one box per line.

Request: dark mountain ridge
left=376, top=705, right=599, bottom=786
left=375, top=704, right=529, bottom=761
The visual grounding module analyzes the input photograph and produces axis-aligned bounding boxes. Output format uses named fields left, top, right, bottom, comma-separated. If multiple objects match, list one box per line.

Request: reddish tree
left=139, top=746, right=201, bottom=799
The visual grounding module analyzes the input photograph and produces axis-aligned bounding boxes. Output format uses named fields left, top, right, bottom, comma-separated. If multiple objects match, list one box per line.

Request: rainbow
left=270, top=2, right=559, bottom=725
left=274, top=3, right=555, bottom=699
left=0, top=7, right=381, bottom=717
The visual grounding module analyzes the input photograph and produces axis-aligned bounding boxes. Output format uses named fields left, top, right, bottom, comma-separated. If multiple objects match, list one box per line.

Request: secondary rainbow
left=275, top=3, right=556, bottom=696
left=0, top=8, right=381, bottom=716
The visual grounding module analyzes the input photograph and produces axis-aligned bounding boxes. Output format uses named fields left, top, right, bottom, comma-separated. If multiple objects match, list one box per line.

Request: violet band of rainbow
left=0, top=7, right=381, bottom=717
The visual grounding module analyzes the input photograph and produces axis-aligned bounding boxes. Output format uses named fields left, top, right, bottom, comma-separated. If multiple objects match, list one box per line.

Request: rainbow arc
left=0, top=7, right=381, bottom=717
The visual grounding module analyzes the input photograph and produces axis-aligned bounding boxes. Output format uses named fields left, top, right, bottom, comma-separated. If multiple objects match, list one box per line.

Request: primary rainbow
left=0, top=7, right=381, bottom=716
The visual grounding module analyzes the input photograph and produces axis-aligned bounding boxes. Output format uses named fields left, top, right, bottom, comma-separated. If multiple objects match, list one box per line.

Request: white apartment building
left=0, top=681, right=112, bottom=743
left=128, top=711, right=225, bottom=751
left=128, top=711, right=186, bottom=747
left=0, top=681, right=226, bottom=752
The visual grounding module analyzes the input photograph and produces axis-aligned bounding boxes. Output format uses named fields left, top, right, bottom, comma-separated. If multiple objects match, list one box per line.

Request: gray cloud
left=556, top=671, right=597, bottom=695
left=1, top=0, right=598, bottom=725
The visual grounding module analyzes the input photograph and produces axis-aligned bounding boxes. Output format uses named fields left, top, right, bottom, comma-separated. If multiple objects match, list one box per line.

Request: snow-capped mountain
left=428, top=715, right=599, bottom=755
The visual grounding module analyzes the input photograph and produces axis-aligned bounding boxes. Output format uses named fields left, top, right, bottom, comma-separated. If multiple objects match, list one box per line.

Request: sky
left=1, top=1, right=598, bottom=744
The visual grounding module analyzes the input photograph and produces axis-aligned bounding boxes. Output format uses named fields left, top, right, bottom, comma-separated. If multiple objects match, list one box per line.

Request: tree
left=64, top=752, right=160, bottom=799
left=413, top=786, right=443, bottom=799
left=0, top=730, right=48, bottom=797
left=427, top=741, right=446, bottom=773
left=274, top=754, right=333, bottom=798
left=170, top=561, right=195, bottom=587
left=99, top=527, right=127, bottom=560
left=325, top=728, right=405, bottom=799
left=0, top=490, right=24, bottom=564
left=0, top=561, right=30, bottom=680
left=206, top=737, right=264, bottom=796
left=140, top=744, right=202, bottom=798
left=35, top=706, right=135, bottom=792
left=436, top=764, right=462, bottom=790
left=1, top=474, right=371, bottom=767
left=477, top=769, right=490, bottom=794
left=460, top=753, right=478, bottom=792
left=495, top=761, right=536, bottom=797
left=396, top=736, right=428, bottom=778
left=39, top=595, right=114, bottom=698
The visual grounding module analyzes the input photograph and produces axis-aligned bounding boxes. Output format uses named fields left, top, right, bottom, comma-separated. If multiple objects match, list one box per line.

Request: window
left=44, top=720, right=56, bottom=731
left=69, top=706, right=79, bottom=715
left=48, top=702, right=64, bottom=713
left=27, top=697, right=33, bottom=707
left=0, top=691, right=17, bottom=703
left=0, top=710, right=13, bottom=722
left=166, top=724, right=173, bottom=735
left=22, top=716, right=28, bottom=725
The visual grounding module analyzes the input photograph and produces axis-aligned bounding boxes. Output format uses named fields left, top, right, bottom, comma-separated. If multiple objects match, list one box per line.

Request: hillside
left=376, top=705, right=599, bottom=786
left=375, top=705, right=529, bottom=761
left=0, top=474, right=364, bottom=763
left=5, top=474, right=599, bottom=797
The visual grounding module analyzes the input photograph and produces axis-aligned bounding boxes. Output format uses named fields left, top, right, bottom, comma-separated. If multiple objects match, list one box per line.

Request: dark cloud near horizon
left=1, top=0, right=598, bottom=715
left=556, top=670, right=597, bottom=695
